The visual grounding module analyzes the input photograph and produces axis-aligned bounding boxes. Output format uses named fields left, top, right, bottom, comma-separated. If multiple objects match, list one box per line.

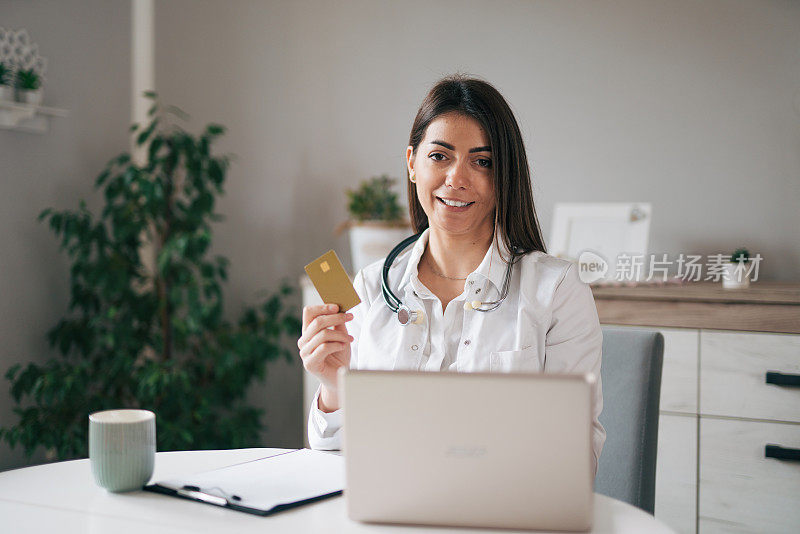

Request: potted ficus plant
left=0, top=93, right=301, bottom=461
left=15, top=67, right=43, bottom=105
left=722, top=247, right=751, bottom=289
left=340, top=174, right=411, bottom=272
left=0, top=61, right=13, bottom=102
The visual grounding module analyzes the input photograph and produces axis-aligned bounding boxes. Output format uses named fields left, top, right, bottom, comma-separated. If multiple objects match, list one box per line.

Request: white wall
left=154, top=0, right=800, bottom=447
left=0, top=0, right=131, bottom=471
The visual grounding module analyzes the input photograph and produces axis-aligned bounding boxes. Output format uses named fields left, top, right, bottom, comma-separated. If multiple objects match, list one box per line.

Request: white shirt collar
left=397, top=227, right=513, bottom=297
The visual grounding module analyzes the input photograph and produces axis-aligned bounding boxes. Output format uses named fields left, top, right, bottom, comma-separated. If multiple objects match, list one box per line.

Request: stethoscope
left=381, top=231, right=518, bottom=325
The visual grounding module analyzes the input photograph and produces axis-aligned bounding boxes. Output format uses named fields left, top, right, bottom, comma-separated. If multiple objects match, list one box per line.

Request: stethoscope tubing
left=381, top=232, right=424, bottom=313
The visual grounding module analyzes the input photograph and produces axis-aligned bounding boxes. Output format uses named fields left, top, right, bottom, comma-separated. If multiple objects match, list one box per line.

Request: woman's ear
left=406, top=145, right=415, bottom=176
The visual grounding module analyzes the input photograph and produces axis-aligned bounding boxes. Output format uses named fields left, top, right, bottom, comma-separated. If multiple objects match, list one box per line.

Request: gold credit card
left=304, top=250, right=361, bottom=312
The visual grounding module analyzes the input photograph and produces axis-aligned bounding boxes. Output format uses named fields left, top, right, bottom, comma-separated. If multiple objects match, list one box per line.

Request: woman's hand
left=297, top=304, right=354, bottom=412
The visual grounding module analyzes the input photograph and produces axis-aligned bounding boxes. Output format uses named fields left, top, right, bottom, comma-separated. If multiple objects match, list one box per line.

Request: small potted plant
left=0, top=62, right=13, bottom=102
left=341, top=174, right=411, bottom=272
left=722, top=247, right=751, bottom=289
left=15, top=67, right=43, bottom=105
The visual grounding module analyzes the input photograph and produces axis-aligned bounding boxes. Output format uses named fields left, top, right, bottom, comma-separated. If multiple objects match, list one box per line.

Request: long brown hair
left=407, top=74, right=547, bottom=257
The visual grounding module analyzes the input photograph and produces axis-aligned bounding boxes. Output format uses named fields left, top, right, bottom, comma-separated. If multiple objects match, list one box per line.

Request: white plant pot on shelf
left=348, top=222, right=412, bottom=273
left=722, top=262, right=750, bottom=289
left=15, top=88, right=43, bottom=105
left=0, top=85, right=13, bottom=102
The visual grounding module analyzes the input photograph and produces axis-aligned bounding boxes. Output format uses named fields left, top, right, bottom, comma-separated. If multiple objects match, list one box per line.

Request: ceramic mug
left=89, top=409, right=156, bottom=492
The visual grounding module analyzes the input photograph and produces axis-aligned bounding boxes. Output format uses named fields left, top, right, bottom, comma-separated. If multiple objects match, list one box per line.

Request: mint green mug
left=89, top=409, right=156, bottom=492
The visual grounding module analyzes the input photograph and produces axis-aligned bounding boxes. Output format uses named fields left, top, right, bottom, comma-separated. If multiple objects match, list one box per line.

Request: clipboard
left=144, top=448, right=344, bottom=516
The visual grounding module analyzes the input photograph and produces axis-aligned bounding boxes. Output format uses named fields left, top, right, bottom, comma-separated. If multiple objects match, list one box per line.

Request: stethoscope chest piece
left=397, top=305, right=423, bottom=325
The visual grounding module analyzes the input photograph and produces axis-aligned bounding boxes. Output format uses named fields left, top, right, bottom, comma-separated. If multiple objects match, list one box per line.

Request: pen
left=177, top=485, right=242, bottom=506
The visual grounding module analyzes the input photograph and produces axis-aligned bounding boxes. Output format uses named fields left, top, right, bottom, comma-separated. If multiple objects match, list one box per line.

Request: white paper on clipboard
left=149, top=448, right=344, bottom=513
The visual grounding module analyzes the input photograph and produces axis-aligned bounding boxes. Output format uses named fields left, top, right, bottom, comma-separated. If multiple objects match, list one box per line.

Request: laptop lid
left=341, top=369, right=595, bottom=531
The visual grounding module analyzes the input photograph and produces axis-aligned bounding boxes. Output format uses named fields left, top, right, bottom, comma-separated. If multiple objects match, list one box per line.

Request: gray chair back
left=594, top=327, right=664, bottom=514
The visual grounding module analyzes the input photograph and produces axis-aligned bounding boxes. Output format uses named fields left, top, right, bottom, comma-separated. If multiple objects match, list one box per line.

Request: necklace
left=427, top=255, right=468, bottom=280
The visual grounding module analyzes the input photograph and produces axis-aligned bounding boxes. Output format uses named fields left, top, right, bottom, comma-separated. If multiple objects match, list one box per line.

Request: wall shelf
left=0, top=100, right=69, bottom=134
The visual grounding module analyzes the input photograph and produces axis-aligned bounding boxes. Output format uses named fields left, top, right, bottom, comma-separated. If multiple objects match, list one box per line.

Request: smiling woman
left=299, top=74, right=607, bottom=478
left=407, top=112, right=500, bottom=295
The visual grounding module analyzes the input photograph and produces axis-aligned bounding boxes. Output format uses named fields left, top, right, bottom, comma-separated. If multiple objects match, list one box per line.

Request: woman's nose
left=444, top=159, right=470, bottom=190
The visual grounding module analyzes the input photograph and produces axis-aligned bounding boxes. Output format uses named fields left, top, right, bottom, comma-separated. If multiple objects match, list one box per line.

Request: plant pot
left=0, top=85, right=14, bottom=102
left=348, top=221, right=412, bottom=273
left=15, top=87, right=43, bottom=105
left=722, top=262, right=750, bottom=289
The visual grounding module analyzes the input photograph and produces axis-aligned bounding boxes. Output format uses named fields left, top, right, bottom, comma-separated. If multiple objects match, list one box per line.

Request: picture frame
left=549, top=202, right=652, bottom=283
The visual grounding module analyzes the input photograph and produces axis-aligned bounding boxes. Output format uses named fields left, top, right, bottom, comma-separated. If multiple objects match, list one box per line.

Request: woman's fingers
left=298, top=304, right=355, bottom=383
left=302, top=304, right=338, bottom=330
left=332, top=321, right=351, bottom=335
left=297, top=310, right=353, bottom=349
left=302, top=341, right=348, bottom=373
left=299, top=328, right=353, bottom=358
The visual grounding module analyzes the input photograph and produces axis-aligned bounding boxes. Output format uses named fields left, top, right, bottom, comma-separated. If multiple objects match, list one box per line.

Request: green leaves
left=0, top=61, right=9, bottom=86
left=1, top=100, right=302, bottom=461
left=136, top=119, right=159, bottom=146
left=204, top=124, right=225, bottom=138
left=731, top=247, right=751, bottom=263
left=16, top=68, right=41, bottom=90
left=347, top=174, right=404, bottom=222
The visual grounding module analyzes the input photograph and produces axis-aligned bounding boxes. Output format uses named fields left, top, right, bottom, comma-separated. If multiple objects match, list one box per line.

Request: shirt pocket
left=489, top=346, right=542, bottom=372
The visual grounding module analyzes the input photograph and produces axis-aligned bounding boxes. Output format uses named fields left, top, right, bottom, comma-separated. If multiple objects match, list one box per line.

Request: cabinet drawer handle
left=765, top=444, right=800, bottom=462
left=765, top=371, right=800, bottom=388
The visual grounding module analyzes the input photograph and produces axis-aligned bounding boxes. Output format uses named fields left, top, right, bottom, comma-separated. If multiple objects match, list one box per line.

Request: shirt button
left=475, top=288, right=481, bottom=293
left=411, top=345, right=419, bottom=351
left=413, top=291, right=418, bottom=297
left=468, top=280, right=475, bottom=285
left=463, top=340, right=471, bottom=346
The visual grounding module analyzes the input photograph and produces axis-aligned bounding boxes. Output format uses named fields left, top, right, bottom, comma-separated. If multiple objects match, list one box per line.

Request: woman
left=298, top=74, right=605, bottom=476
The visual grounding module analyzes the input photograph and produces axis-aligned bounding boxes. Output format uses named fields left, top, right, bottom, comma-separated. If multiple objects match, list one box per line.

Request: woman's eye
left=477, top=158, right=492, bottom=168
left=429, top=152, right=446, bottom=161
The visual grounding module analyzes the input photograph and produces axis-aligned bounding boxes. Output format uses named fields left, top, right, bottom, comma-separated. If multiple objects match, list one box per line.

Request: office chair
left=594, top=327, right=664, bottom=514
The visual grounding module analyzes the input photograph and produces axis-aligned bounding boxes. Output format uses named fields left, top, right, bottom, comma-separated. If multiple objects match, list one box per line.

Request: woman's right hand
left=297, top=304, right=354, bottom=412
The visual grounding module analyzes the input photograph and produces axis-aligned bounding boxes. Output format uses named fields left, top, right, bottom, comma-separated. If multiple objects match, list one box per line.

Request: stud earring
left=409, top=171, right=416, bottom=183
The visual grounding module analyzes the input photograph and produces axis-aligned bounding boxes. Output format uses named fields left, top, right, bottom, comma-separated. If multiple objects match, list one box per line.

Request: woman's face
left=406, top=112, right=496, bottom=238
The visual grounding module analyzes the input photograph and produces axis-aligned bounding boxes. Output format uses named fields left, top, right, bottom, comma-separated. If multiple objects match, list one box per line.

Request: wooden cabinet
left=656, top=413, right=698, bottom=534
left=699, top=331, right=800, bottom=533
left=658, top=328, right=699, bottom=414
left=699, top=418, right=800, bottom=533
left=700, top=331, right=800, bottom=423
left=594, top=283, right=800, bottom=534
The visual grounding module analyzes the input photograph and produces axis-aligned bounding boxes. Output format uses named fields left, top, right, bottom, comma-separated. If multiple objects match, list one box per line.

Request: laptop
left=340, top=369, right=595, bottom=532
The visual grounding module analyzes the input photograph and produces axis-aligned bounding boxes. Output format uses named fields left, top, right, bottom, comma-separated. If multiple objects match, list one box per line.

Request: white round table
left=0, top=448, right=675, bottom=533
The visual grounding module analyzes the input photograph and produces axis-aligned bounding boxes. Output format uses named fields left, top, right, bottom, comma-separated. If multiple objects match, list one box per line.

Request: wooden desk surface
left=591, top=282, right=800, bottom=334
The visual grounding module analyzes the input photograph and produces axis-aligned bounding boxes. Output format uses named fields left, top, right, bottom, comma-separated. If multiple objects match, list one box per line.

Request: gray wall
left=0, top=0, right=131, bottom=471
left=155, top=0, right=800, bottom=283
left=155, top=0, right=800, bottom=448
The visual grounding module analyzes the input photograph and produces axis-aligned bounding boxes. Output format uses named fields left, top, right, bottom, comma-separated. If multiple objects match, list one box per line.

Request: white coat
left=308, top=228, right=606, bottom=476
